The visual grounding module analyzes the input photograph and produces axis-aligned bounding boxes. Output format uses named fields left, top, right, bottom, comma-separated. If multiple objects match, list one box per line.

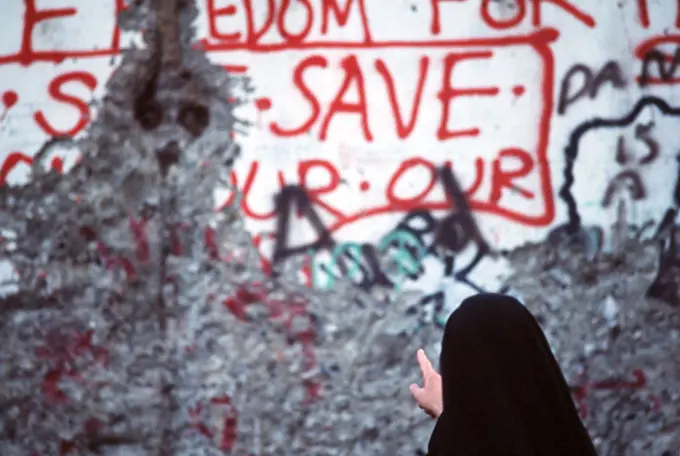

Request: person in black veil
left=409, top=293, right=598, bottom=456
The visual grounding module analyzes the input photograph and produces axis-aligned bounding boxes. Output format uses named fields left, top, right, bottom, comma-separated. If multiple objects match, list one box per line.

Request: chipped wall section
left=1, top=0, right=679, bottom=454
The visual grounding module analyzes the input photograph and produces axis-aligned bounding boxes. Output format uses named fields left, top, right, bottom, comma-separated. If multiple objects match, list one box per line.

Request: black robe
left=427, top=293, right=598, bottom=456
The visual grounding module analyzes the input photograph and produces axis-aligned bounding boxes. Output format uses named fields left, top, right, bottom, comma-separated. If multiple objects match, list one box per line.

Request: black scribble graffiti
left=613, top=122, right=660, bottom=165
left=601, top=170, right=646, bottom=207
left=559, top=96, right=680, bottom=235
left=600, top=122, right=660, bottom=208
left=557, top=61, right=626, bottom=115
left=632, top=121, right=660, bottom=164
left=271, top=167, right=492, bottom=295
left=407, top=289, right=446, bottom=328
left=436, top=165, right=490, bottom=270
left=388, top=167, right=490, bottom=291
left=639, top=47, right=680, bottom=87
left=271, top=186, right=334, bottom=264
left=271, top=185, right=394, bottom=290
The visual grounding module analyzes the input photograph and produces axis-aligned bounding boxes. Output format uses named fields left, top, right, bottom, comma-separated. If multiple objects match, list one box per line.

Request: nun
left=410, top=293, right=599, bottom=456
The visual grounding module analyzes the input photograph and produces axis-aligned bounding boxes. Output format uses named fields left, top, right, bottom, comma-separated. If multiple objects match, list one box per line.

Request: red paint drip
left=36, top=330, right=109, bottom=404
left=189, top=396, right=239, bottom=450
left=1, top=90, right=18, bottom=120
left=222, top=282, right=321, bottom=401
left=2, top=90, right=18, bottom=108
left=570, top=368, right=653, bottom=418
left=128, top=216, right=150, bottom=262
left=255, top=97, right=272, bottom=110
left=204, top=227, right=219, bottom=259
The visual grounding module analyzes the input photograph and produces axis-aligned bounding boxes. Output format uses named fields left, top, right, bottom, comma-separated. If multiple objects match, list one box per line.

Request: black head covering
left=427, top=293, right=598, bottom=456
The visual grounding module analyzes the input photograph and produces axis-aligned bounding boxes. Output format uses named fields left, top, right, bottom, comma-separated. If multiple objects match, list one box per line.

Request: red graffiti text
left=221, top=151, right=554, bottom=230
left=199, top=0, right=592, bottom=50
left=0, top=0, right=124, bottom=66
left=0, top=70, right=98, bottom=184
left=635, top=36, right=680, bottom=86
left=429, top=0, right=595, bottom=34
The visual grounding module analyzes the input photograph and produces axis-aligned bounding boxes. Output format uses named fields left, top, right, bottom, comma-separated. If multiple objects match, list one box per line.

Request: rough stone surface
left=507, top=240, right=680, bottom=456
left=0, top=1, right=678, bottom=455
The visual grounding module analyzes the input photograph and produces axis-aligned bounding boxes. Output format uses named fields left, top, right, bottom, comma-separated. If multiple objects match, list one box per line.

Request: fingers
left=409, top=383, right=421, bottom=396
left=410, top=383, right=437, bottom=418
left=417, top=348, right=434, bottom=378
left=409, top=383, right=424, bottom=402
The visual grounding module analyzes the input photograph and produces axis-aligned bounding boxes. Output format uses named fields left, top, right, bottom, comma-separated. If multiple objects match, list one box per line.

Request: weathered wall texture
left=1, top=0, right=679, bottom=454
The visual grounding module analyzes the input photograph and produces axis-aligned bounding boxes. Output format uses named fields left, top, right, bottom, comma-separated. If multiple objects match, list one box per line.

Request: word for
left=202, top=0, right=595, bottom=50
left=429, top=0, right=594, bottom=34
left=557, top=61, right=625, bottom=115
left=223, top=152, right=552, bottom=233
left=271, top=167, right=490, bottom=294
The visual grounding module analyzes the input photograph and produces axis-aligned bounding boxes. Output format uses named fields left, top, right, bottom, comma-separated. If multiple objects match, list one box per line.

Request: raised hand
left=409, top=349, right=443, bottom=418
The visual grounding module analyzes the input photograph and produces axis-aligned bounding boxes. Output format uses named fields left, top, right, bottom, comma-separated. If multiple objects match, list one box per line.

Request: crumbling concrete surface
left=507, top=239, right=680, bottom=456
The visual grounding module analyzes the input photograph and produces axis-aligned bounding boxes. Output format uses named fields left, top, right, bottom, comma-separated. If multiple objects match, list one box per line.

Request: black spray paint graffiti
left=557, top=96, right=680, bottom=304
left=639, top=47, right=680, bottom=87
left=271, top=167, right=493, bottom=307
left=601, top=121, right=659, bottom=207
left=559, top=96, right=680, bottom=233
left=557, top=61, right=626, bottom=115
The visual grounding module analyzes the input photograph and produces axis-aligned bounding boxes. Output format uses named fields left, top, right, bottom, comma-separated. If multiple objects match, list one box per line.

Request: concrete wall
left=1, top=0, right=679, bottom=454
left=3, top=0, right=680, bottom=302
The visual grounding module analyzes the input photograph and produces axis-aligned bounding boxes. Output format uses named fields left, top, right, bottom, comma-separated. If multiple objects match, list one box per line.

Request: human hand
left=409, top=348, right=443, bottom=418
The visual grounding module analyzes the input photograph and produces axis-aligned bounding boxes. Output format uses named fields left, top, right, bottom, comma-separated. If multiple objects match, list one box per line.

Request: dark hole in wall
left=133, top=40, right=163, bottom=130
left=134, top=95, right=163, bottom=130
left=178, top=101, right=209, bottom=137
left=156, top=140, right=180, bottom=176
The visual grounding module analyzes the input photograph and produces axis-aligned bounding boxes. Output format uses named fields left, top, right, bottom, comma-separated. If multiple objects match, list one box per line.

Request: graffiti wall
left=3, top=0, right=679, bottom=309
left=1, top=1, right=680, bottom=454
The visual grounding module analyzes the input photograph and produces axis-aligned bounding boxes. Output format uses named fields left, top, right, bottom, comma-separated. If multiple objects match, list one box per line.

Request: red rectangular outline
left=219, top=29, right=558, bottom=226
